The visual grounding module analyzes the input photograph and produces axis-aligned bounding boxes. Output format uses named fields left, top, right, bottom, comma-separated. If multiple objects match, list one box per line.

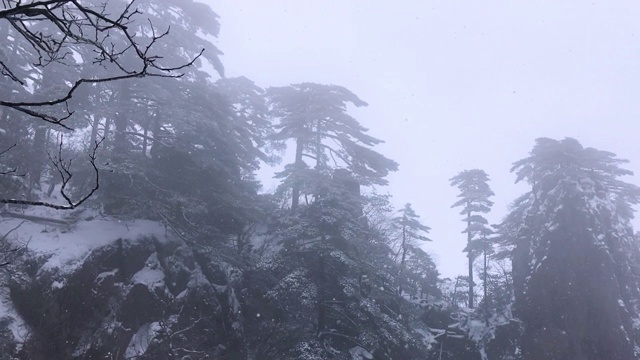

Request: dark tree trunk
left=142, top=118, right=150, bottom=157
left=467, top=208, right=474, bottom=308
left=103, top=117, right=113, bottom=150
left=317, top=253, right=325, bottom=333
left=483, top=246, right=487, bottom=299
left=483, top=237, right=488, bottom=319
left=291, top=138, right=304, bottom=210
left=113, top=82, right=131, bottom=159
left=149, top=112, right=163, bottom=160
left=30, top=125, right=47, bottom=191
left=89, top=116, right=100, bottom=146
left=398, top=220, right=407, bottom=295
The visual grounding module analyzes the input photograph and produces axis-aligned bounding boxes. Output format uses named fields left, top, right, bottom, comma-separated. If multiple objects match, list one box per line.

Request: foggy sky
left=204, top=0, right=640, bottom=278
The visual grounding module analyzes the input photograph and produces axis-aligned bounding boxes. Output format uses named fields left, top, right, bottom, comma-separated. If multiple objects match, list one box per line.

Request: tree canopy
left=268, top=83, right=398, bottom=209
left=505, top=137, right=640, bottom=360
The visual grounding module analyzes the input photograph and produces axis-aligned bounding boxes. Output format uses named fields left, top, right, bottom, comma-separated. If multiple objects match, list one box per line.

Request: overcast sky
left=204, top=0, right=640, bottom=278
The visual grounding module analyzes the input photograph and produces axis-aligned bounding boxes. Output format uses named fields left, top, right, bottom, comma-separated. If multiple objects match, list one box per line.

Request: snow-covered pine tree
left=504, top=137, right=640, bottom=360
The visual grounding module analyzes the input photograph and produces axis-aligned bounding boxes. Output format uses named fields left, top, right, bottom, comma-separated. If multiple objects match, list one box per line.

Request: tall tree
left=0, top=0, right=204, bottom=127
left=267, top=83, right=398, bottom=209
left=450, top=169, right=494, bottom=308
left=392, top=203, right=432, bottom=295
left=504, top=137, right=640, bottom=360
left=259, top=182, right=432, bottom=358
left=0, top=0, right=205, bottom=209
left=215, top=76, right=279, bottom=172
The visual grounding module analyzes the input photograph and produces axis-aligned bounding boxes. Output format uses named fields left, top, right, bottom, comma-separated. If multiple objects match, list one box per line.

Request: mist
left=1, top=1, right=640, bottom=359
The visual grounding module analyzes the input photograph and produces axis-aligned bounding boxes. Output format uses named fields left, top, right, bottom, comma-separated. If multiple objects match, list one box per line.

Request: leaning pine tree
left=503, top=137, right=640, bottom=360
left=450, top=169, right=494, bottom=308
left=267, top=83, right=398, bottom=210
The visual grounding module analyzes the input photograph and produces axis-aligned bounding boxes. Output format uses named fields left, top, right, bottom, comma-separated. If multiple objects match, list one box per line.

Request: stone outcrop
left=3, top=234, right=245, bottom=359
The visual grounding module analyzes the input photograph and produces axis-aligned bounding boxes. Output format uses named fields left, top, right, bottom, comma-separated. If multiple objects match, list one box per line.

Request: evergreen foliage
left=450, top=169, right=495, bottom=308
left=3, top=1, right=640, bottom=359
left=267, top=83, right=398, bottom=209
left=504, top=137, right=640, bottom=360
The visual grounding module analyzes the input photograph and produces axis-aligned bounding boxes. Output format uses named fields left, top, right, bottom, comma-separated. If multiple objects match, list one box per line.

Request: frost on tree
left=503, top=137, right=640, bottom=360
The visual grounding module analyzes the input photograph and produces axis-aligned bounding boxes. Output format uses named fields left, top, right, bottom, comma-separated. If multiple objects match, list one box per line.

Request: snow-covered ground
left=0, top=207, right=165, bottom=276
left=0, top=205, right=167, bottom=351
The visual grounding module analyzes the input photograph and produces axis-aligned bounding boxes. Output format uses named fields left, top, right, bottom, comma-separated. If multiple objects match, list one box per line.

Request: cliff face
left=0, top=207, right=439, bottom=360
left=0, top=210, right=245, bottom=359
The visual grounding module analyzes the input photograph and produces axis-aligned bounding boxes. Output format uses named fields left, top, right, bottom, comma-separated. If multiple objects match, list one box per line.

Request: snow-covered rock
left=0, top=208, right=245, bottom=359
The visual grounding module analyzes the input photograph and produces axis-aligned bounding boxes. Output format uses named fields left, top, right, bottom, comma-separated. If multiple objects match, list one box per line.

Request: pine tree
left=0, top=0, right=218, bottom=210
left=392, top=203, right=432, bottom=295
left=267, top=83, right=398, bottom=210
left=450, top=169, right=494, bottom=308
left=505, top=137, right=640, bottom=360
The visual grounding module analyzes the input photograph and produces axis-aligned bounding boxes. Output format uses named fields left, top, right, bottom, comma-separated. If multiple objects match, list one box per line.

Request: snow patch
left=95, top=269, right=118, bottom=285
left=414, top=326, right=436, bottom=348
left=467, top=319, right=488, bottom=342
left=124, top=322, right=162, bottom=358
left=131, top=253, right=165, bottom=289
left=0, top=208, right=166, bottom=278
left=0, top=286, right=28, bottom=350
left=349, top=346, right=373, bottom=360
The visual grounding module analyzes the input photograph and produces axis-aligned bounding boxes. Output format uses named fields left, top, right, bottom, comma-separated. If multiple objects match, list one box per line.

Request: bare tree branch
left=0, top=220, right=27, bottom=267
left=0, top=0, right=204, bottom=209
left=1, top=0, right=204, bottom=128
left=0, top=143, right=20, bottom=176
left=0, top=143, right=17, bottom=159
left=0, top=136, right=103, bottom=209
left=0, top=58, right=23, bottom=84
left=0, top=219, right=25, bottom=242
left=122, top=131, right=170, bottom=147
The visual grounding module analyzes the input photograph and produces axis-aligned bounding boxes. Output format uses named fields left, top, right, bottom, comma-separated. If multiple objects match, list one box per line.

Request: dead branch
left=0, top=0, right=204, bottom=128
left=0, top=135, right=103, bottom=209
left=0, top=211, right=68, bottom=225
left=0, top=0, right=203, bottom=209
left=0, top=143, right=20, bottom=176
left=0, top=219, right=27, bottom=267
left=0, top=219, right=25, bottom=242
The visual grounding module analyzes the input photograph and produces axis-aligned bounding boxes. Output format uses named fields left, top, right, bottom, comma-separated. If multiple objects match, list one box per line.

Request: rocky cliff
left=0, top=209, right=246, bottom=359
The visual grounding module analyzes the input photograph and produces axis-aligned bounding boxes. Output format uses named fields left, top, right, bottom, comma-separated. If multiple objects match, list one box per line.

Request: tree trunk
left=30, top=69, right=56, bottom=192
left=291, top=137, right=304, bottom=210
left=103, top=117, right=113, bottom=150
left=483, top=239, right=487, bottom=301
left=30, top=125, right=47, bottom=191
left=483, top=236, right=488, bottom=319
left=113, top=81, right=131, bottom=159
left=453, top=277, right=461, bottom=308
left=89, top=116, right=100, bottom=146
left=398, top=220, right=407, bottom=295
left=467, top=208, right=474, bottom=308
left=149, top=111, right=163, bottom=159
left=317, top=252, right=326, bottom=333
left=142, top=118, right=150, bottom=157
left=315, top=119, right=323, bottom=168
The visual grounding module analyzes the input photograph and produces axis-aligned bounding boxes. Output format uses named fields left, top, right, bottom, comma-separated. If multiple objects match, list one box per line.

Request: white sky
left=204, top=0, right=640, bottom=278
